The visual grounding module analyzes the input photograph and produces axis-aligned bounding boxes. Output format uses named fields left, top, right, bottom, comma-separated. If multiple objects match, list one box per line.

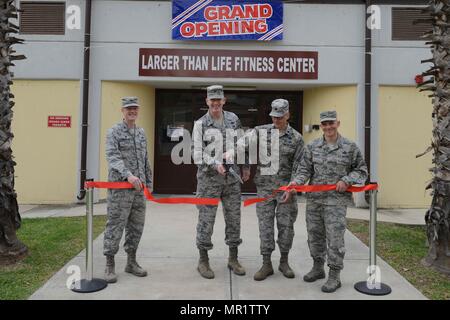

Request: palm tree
left=416, top=0, right=450, bottom=274
left=0, top=0, right=27, bottom=265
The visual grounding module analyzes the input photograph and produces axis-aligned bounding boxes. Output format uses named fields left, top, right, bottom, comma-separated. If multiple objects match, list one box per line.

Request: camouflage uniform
left=293, top=134, right=367, bottom=270
left=240, top=124, right=304, bottom=255
left=103, top=121, right=152, bottom=256
left=192, top=110, right=246, bottom=250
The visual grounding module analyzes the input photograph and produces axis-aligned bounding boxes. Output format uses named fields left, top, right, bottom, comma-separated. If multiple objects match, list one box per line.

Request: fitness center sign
left=139, top=48, right=318, bottom=80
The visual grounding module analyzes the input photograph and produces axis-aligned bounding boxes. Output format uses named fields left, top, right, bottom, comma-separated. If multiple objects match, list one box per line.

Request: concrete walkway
left=28, top=199, right=426, bottom=300
left=20, top=195, right=427, bottom=225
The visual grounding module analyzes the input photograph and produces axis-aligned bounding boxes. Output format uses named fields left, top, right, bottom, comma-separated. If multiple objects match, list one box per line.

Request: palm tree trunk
left=0, top=0, right=27, bottom=265
left=417, top=0, right=450, bottom=274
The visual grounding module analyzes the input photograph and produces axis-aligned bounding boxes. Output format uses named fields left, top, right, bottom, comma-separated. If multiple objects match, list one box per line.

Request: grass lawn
left=347, top=218, right=450, bottom=300
left=0, top=215, right=107, bottom=300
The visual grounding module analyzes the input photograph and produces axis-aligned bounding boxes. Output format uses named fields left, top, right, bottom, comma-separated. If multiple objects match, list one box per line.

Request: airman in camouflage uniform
left=291, top=110, right=368, bottom=293
left=103, top=97, right=152, bottom=283
left=234, top=99, right=304, bottom=280
left=192, top=85, right=250, bottom=279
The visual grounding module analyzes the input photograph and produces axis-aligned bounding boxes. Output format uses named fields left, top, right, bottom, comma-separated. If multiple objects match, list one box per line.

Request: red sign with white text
left=48, top=116, right=71, bottom=128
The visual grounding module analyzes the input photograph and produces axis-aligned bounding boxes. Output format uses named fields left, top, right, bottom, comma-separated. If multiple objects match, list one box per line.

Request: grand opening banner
left=172, top=0, right=283, bottom=41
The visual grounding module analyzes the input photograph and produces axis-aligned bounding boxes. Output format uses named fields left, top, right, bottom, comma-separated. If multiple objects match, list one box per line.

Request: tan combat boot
left=253, top=254, right=274, bottom=281
left=321, top=267, right=342, bottom=293
left=197, top=249, right=215, bottom=279
left=104, top=255, right=117, bottom=283
left=303, top=258, right=325, bottom=282
left=227, top=247, right=246, bottom=276
left=278, top=252, right=295, bottom=278
left=125, top=250, right=148, bottom=277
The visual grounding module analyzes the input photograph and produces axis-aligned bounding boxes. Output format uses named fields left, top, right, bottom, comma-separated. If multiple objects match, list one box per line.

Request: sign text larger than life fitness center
left=139, top=49, right=318, bottom=80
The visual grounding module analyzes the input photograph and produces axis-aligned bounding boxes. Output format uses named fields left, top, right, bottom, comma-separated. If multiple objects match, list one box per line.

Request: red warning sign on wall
left=48, top=116, right=71, bottom=128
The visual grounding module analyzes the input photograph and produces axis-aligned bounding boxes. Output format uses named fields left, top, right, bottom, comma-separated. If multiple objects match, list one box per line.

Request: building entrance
left=154, top=89, right=302, bottom=194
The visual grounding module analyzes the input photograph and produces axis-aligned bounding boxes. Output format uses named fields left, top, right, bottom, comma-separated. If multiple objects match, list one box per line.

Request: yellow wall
left=378, top=86, right=432, bottom=208
left=11, top=80, right=80, bottom=204
left=303, top=86, right=357, bottom=143
left=99, top=81, right=155, bottom=199
left=9, top=81, right=431, bottom=208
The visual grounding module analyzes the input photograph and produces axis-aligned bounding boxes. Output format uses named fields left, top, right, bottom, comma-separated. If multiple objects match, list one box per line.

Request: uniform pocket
left=280, top=144, right=296, bottom=158
left=335, top=158, right=350, bottom=173
left=313, top=157, right=324, bottom=174
left=118, top=138, right=134, bottom=150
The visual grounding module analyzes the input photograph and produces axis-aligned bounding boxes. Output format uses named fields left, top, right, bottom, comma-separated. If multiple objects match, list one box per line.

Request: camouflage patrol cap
left=206, top=85, right=225, bottom=99
left=269, top=99, right=289, bottom=117
left=121, top=96, right=140, bottom=108
left=320, top=110, right=337, bottom=122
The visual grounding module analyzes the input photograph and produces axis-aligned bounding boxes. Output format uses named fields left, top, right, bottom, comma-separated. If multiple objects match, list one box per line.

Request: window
left=19, top=2, right=66, bottom=35
left=392, top=7, right=431, bottom=41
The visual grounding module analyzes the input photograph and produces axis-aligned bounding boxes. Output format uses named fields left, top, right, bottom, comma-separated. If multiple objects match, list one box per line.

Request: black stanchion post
left=354, top=183, right=392, bottom=295
left=71, top=179, right=108, bottom=293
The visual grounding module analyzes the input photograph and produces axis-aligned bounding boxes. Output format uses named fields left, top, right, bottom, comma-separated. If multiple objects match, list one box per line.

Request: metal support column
left=71, top=180, right=107, bottom=293
left=354, top=184, right=392, bottom=295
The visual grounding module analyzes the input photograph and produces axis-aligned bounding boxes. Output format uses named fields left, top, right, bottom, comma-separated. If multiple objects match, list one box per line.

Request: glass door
left=154, top=89, right=302, bottom=194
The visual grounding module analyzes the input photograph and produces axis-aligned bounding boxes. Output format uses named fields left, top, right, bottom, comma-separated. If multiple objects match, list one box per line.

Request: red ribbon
left=85, top=181, right=220, bottom=206
left=243, top=183, right=378, bottom=207
left=85, top=181, right=378, bottom=207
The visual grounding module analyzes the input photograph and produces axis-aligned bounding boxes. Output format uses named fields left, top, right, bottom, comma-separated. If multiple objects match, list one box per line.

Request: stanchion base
left=354, top=281, right=392, bottom=296
left=71, top=278, right=108, bottom=293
